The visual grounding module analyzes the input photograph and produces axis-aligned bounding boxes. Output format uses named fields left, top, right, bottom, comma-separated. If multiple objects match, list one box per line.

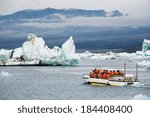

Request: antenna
left=124, top=63, right=126, bottom=79
left=135, top=63, right=138, bottom=81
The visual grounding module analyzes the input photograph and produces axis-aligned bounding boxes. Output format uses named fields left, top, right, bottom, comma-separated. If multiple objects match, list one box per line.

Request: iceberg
left=136, top=39, right=150, bottom=56
left=142, top=39, right=150, bottom=53
left=0, top=33, right=80, bottom=66
left=142, top=39, right=150, bottom=56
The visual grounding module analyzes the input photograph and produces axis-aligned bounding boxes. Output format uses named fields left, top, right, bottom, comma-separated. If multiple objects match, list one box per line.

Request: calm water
left=0, top=56, right=150, bottom=100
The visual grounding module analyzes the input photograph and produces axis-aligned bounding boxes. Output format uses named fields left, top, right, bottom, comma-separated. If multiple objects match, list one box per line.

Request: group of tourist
left=89, top=68, right=124, bottom=79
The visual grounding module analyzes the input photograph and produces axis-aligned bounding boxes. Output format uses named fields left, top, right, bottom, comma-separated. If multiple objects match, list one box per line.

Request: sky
left=0, top=0, right=150, bottom=18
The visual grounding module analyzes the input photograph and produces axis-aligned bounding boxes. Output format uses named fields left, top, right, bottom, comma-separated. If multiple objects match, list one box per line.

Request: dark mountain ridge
left=0, top=8, right=124, bottom=20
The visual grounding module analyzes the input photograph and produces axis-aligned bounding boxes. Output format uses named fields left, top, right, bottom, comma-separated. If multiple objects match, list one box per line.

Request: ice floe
left=0, top=71, right=10, bottom=77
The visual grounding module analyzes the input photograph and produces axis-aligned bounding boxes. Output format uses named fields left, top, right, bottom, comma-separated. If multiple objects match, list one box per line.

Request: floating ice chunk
left=91, top=51, right=116, bottom=60
left=145, top=65, right=150, bottom=69
left=79, top=51, right=116, bottom=60
left=136, top=51, right=144, bottom=56
left=131, top=83, right=150, bottom=88
left=145, top=50, right=150, bottom=56
left=135, top=39, right=150, bottom=57
left=0, top=71, right=10, bottom=76
left=138, top=61, right=150, bottom=67
left=141, top=39, right=150, bottom=56
left=0, top=49, right=12, bottom=61
left=117, top=52, right=136, bottom=57
left=137, top=60, right=150, bottom=69
left=133, top=94, right=150, bottom=100
left=117, top=52, right=143, bottom=60
left=78, top=51, right=95, bottom=59
left=91, top=54, right=116, bottom=60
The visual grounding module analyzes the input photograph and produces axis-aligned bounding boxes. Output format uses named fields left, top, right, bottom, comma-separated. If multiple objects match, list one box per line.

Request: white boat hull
left=83, top=75, right=139, bottom=86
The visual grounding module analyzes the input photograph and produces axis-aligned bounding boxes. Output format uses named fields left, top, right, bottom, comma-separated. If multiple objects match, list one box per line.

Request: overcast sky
left=0, top=0, right=150, bottom=18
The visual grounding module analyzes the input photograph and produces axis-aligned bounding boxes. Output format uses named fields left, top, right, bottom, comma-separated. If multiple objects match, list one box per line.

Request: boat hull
left=83, top=75, right=139, bottom=86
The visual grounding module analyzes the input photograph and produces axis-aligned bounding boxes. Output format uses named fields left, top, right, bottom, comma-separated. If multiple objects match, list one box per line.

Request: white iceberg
left=136, top=39, right=150, bottom=56
left=142, top=39, right=150, bottom=53
left=0, top=33, right=80, bottom=66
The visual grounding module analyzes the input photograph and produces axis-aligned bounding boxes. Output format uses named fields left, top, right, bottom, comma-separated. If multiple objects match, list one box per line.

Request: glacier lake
left=0, top=56, right=150, bottom=100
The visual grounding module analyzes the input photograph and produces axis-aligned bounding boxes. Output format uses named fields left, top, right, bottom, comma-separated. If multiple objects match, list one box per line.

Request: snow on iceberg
left=0, top=33, right=80, bottom=66
left=41, top=36, right=80, bottom=65
left=22, top=33, right=51, bottom=60
left=60, top=36, right=80, bottom=65
left=12, top=47, right=23, bottom=58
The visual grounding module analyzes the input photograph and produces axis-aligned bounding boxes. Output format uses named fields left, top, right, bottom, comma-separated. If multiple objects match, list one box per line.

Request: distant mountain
left=0, top=8, right=124, bottom=21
